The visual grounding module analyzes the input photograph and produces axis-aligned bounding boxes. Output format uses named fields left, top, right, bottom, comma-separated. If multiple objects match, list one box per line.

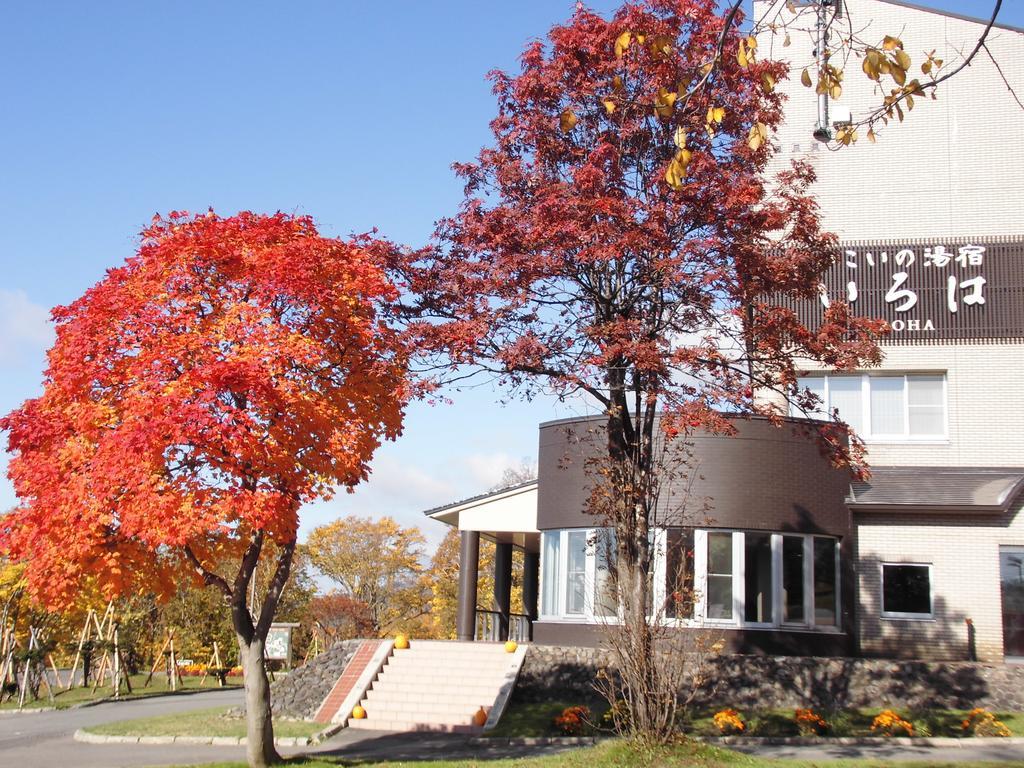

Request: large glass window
left=593, top=529, right=617, bottom=618
left=828, top=376, right=864, bottom=435
left=793, top=374, right=946, bottom=441
left=908, top=375, right=945, bottom=436
left=881, top=563, right=932, bottom=618
left=706, top=532, right=734, bottom=620
left=541, top=531, right=560, bottom=616
left=870, top=377, right=905, bottom=435
left=565, top=531, right=587, bottom=615
left=744, top=533, right=773, bottom=624
left=665, top=528, right=694, bottom=619
left=540, top=527, right=839, bottom=629
left=813, top=537, right=838, bottom=626
left=782, top=536, right=805, bottom=623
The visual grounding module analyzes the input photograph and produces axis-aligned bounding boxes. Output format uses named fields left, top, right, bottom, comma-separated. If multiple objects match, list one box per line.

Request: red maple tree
left=1, top=211, right=409, bottom=766
left=401, top=0, right=886, bottom=739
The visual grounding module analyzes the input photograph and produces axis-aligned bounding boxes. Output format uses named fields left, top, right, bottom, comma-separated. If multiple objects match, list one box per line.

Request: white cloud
left=0, top=290, right=53, bottom=364
left=463, top=451, right=521, bottom=489
left=297, top=448, right=543, bottom=553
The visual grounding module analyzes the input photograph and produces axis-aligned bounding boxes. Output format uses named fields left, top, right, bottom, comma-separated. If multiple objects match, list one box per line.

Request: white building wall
left=753, top=0, right=1024, bottom=661
left=856, top=501, right=1024, bottom=662
left=754, top=0, right=1024, bottom=240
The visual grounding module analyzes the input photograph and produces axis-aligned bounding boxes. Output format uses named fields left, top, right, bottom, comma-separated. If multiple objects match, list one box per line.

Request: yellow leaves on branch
left=862, top=37, right=911, bottom=87
left=747, top=122, right=768, bottom=151
left=761, top=73, right=776, bottom=95
left=673, top=127, right=687, bottom=150
left=666, top=128, right=691, bottom=189
left=560, top=108, right=577, bottom=133
left=737, top=35, right=757, bottom=68
left=802, top=61, right=843, bottom=100
left=615, top=30, right=632, bottom=58
left=615, top=29, right=673, bottom=60
left=654, top=87, right=677, bottom=120
left=665, top=148, right=692, bottom=190
left=705, top=105, right=725, bottom=137
left=834, top=126, right=858, bottom=145
left=648, top=33, right=673, bottom=59
left=922, top=49, right=944, bottom=75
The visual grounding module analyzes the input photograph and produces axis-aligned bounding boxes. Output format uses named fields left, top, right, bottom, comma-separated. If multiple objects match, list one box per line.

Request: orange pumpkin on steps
left=473, top=707, right=488, bottom=727
left=351, top=705, right=366, bottom=720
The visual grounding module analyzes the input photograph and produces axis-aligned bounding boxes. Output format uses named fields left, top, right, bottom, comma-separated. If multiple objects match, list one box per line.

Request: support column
left=456, top=530, right=480, bottom=642
left=523, top=550, right=539, bottom=641
left=494, top=542, right=513, bottom=641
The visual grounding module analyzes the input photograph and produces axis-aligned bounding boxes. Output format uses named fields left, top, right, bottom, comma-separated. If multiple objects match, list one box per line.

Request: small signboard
left=265, top=623, right=301, bottom=668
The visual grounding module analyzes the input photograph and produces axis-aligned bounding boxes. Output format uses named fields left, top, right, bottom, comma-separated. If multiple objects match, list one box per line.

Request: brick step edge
left=703, top=735, right=1024, bottom=747
left=73, top=728, right=322, bottom=747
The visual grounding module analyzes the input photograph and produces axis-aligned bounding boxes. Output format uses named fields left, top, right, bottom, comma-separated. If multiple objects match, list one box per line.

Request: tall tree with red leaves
left=1, top=211, right=409, bottom=766
left=401, top=0, right=885, bottom=738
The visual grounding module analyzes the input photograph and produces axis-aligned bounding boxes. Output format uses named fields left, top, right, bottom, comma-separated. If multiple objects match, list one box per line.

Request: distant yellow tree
left=425, top=529, right=524, bottom=639
left=305, top=517, right=428, bottom=637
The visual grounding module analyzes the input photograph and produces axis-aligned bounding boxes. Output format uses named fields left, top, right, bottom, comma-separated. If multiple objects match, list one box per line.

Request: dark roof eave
left=848, top=502, right=1007, bottom=514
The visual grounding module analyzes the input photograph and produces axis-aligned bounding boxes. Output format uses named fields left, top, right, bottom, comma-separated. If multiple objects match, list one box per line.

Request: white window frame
left=880, top=562, right=934, bottom=620
left=692, top=530, right=841, bottom=631
left=540, top=527, right=841, bottom=631
left=793, top=373, right=948, bottom=443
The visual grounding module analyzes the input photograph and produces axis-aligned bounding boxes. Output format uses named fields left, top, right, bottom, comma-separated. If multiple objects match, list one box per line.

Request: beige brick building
left=755, top=0, right=1024, bottom=661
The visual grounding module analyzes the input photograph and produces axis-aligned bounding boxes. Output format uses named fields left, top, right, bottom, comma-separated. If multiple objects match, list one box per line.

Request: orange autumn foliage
left=1, top=211, right=409, bottom=609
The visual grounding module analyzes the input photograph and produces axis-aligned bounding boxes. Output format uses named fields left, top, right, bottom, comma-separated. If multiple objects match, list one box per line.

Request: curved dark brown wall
left=537, top=414, right=852, bottom=537
left=534, top=414, right=857, bottom=654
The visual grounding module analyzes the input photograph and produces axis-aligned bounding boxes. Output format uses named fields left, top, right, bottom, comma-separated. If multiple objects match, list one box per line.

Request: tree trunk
left=237, top=634, right=279, bottom=768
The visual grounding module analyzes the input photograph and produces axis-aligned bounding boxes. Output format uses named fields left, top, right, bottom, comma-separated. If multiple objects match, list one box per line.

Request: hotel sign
left=791, top=239, right=1024, bottom=341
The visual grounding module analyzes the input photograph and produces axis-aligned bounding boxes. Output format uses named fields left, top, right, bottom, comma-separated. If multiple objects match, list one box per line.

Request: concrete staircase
left=346, top=640, right=526, bottom=733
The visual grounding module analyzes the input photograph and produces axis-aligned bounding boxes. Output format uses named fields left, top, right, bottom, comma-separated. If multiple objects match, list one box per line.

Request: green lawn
left=170, top=740, right=1024, bottom=768
left=84, top=706, right=323, bottom=740
left=0, top=672, right=242, bottom=710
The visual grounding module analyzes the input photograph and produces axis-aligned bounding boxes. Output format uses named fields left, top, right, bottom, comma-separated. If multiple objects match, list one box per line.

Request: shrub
left=713, top=708, right=745, bottom=735
left=600, top=699, right=630, bottom=733
left=870, top=709, right=914, bottom=737
left=554, top=705, right=591, bottom=736
left=794, top=707, right=829, bottom=736
left=961, top=708, right=1011, bottom=738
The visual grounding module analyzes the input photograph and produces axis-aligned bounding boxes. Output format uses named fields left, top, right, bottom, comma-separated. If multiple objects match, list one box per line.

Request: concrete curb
left=705, top=735, right=1024, bottom=747
left=470, top=736, right=601, bottom=746
left=0, top=706, right=58, bottom=714
left=311, top=722, right=346, bottom=744
left=74, top=728, right=314, bottom=747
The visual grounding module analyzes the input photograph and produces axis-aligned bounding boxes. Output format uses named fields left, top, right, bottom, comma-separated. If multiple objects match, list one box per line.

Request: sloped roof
left=848, top=467, right=1024, bottom=512
left=422, top=479, right=538, bottom=518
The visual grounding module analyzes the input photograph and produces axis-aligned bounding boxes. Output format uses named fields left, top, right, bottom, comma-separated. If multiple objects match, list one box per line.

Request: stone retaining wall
left=516, top=645, right=1024, bottom=711
left=269, top=640, right=361, bottom=719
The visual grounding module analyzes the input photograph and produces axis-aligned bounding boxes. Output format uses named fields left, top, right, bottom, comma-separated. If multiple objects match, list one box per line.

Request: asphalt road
left=0, top=690, right=578, bottom=768
left=0, top=689, right=255, bottom=768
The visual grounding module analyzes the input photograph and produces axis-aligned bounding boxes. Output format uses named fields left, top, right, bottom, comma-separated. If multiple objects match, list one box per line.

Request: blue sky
left=1, top=0, right=1020, bottom=550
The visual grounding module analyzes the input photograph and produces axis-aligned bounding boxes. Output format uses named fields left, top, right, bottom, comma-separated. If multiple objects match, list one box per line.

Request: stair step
left=363, top=687, right=503, bottom=702
left=348, top=718, right=483, bottom=733
left=357, top=700, right=490, bottom=716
